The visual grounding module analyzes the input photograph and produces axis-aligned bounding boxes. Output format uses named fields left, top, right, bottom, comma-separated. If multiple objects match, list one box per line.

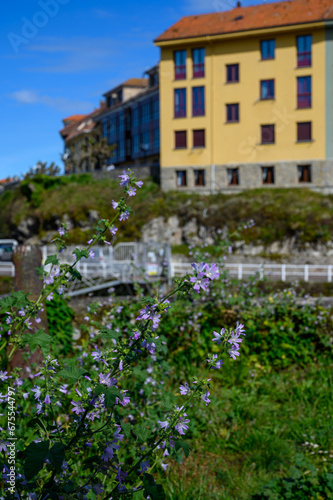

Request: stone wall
left=161, top=160, right=333, bottom=193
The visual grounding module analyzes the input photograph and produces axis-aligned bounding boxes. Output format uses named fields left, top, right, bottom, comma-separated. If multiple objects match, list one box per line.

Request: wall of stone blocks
left=161, top=160, right=333, bottom=194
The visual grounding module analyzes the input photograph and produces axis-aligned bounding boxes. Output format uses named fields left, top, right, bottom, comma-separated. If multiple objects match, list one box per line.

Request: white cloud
left=10, top=90, right=92, bottom=113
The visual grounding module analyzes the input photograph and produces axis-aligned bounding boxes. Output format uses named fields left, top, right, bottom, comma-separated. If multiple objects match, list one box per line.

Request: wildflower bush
left=0, top=171, right=247, bottom=500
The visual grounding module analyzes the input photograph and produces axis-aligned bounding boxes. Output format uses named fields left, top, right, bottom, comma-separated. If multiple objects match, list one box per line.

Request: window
left=176, top=170, right=187, bottom=187
left=260, top=79, right=275, bottom=99
left=175, top=131, right=187, bottom=149
left=133, top=134, right=140, bottom=154
left=226, top=103, right=239, bottom=123
left=261, top=39, right=275, bottom=60
left=226, top=64, right=239, bottom=83
left=298, top=164, right=312, bottom=182
left=192, top=86, right=205, bottom=116
left=262, top=166, right=275, bottom=184
left=141, top=102, right=150, bottom=124
left=174, top=50, right=186, bottom=80
left=297, top=76, right=311, bottom=108
left=152, top=99, right=159, bottom=121
left=194, top=169, right=205, bottom=186
left=141, top=131, right=150, bottom=152
left=132, top=107, right=139, bottom=128
left=261, top=124, right=275, bottom=144
left=153, top=128, right=160, bottom=150
left=192, top=48, right=205, bottom=78
left=174, top=88, right=186, bottom=118
left=193, top=129, right=205, bottom=148
left=228, top=168, right=239, bottom=185
left=297, top=122, right=312, bottom=142
left=297, top=35, right=312, bottom=67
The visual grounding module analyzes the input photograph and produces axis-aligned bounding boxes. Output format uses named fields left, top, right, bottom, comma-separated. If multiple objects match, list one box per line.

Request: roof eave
left=154, top=19, right=327, bottom=46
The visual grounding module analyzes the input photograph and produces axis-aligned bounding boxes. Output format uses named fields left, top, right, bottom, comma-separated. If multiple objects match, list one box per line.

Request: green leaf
left=58, top=367, right=88, bottom=382
left=48, top=442, right=65, bottom=470
left=104, top=387, right=122, bottom=408
left=94, top=385, right=122, bottom=408
left=73, top=248, right=89, bottom=260
left=121, top=422, right=131, bottom=438
left=99, top=328, right=121, bottom=341
left=24, top=440, right=50, bottom=480
left=133, top=367, right=146, bottom=381
left=134, top=424, right=151, bottom=442
left=23, top=329, right=52, bottom=357
left=45, top=255, right=59, bottom=266
left=142, top=473, right=166, bottom=500
left=69, top=268, right=82, bottom=281
left=175, top=440, right=191, bottom=458
left=27, top=417, right=47, bottom=434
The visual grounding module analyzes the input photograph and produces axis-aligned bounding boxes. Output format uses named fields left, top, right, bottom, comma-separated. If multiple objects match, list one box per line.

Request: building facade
left=99, top=68, right=160, bottom=168
left=60, top=108, right=105, bottom=174
left=155, top=0, right=333, bottom=192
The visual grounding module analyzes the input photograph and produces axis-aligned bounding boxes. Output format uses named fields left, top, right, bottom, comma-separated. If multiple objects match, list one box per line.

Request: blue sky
left=1, top=0, right=276, bottom=179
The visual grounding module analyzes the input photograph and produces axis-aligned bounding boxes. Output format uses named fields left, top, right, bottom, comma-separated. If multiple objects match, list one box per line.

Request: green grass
left=162, top=359, right=333, bottom=499
left=2, top=175, right=333, bottom=247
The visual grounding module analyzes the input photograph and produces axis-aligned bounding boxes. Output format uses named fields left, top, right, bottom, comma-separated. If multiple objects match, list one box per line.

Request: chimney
left=237, top=1, right=241, bottom=6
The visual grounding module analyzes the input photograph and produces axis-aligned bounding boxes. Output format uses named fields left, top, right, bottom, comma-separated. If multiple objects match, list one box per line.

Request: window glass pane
left=261, top=39, right=275, bottom=59
left=193, top=48, right=205, bottom=77
left=192, top=86, right=205, bottom=116
left=175, top=131, right=187, bottom=148
left=174, top=89, right=186, bottom=117
left=193, top=129, right=205, bottom=147
left=174, top=50, right=186, bottom=79
left=261, top=125, right=275, bottom=144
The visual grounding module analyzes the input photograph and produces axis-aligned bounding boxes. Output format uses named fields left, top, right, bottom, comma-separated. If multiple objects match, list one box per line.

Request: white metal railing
left=170, top=262, right=333, bottom=283
left=0, top=262, right=15, bottom=277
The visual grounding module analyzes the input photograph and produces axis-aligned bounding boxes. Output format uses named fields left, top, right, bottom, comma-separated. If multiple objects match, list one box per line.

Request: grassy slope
left=1, top=174, right=333, bottom=247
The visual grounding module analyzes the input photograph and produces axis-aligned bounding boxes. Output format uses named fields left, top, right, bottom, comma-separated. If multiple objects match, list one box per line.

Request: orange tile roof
left=155, top=0, right=333, bottom=43
left=62, top=114, right=87, bottom=124
left=122, top=78, right=148, bottom=87
left=59, top=107, right=103, bottom=142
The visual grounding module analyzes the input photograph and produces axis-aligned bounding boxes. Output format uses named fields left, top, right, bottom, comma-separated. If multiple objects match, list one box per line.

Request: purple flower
left=118, top=170, right=131, bottom=187
left=88, top=238, right=93, bottom=244
left=161, top=463, right=169, bottom=471
left=190, top=274, right=210, bottom=293
left=191, top=262, right=206, bottom=274
left=139, top=460, right=150, bottom=473
left=136, top=181, right=143, bottom=188
left=228, top=331, right=243, bottom=346
left=158, top=421, right=169, bottom=430
left=58, top=227, right=65, bottom=236
left=212, top=328, right=225, bottom=345
left=204, top=263, right=219, bottom=280
left=31, top=386, right=41, bottom=400
left=128, top=187, right=136, bottom=197
left=235, top=322, right=246, bottom=336
left=111, top=200, right=118, bottom=210
left=202, top=390, right=211, bottom=406
left=179, top=382, right=190, bottom=395
left=44, top=394, right=51, bottom=404
left=229, top=344, right=241, bottom=360
left=0, top=371, right=9, bottom=382
left=175, top=418, right=190, bottom=435
left=119, top=211, right=130, bottom=222
left=71, top=400, right=84, bottom=415
left=46, top=292, right=54, bottom=301
left=110, top=225, right=118, bottom=235
left=89, top=250, right=95, bottom=259
left=119, top=360, right=123, bottom=371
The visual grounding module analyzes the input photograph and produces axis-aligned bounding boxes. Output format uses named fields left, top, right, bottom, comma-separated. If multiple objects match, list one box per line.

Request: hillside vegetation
left=0, top=173, right=333, bottom=247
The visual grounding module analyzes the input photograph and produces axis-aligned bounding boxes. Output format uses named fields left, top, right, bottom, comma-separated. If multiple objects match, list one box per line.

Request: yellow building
left=154, top=0, right=333, bottom=192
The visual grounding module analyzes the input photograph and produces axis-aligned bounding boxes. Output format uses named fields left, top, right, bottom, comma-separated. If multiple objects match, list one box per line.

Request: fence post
left=281, top=264, right=286, bottom=281
left=304, top=265, right=309, bottom=282
left=328, top=265, right=332, bottom=283
left=238, top=263, right=242, bottom=280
